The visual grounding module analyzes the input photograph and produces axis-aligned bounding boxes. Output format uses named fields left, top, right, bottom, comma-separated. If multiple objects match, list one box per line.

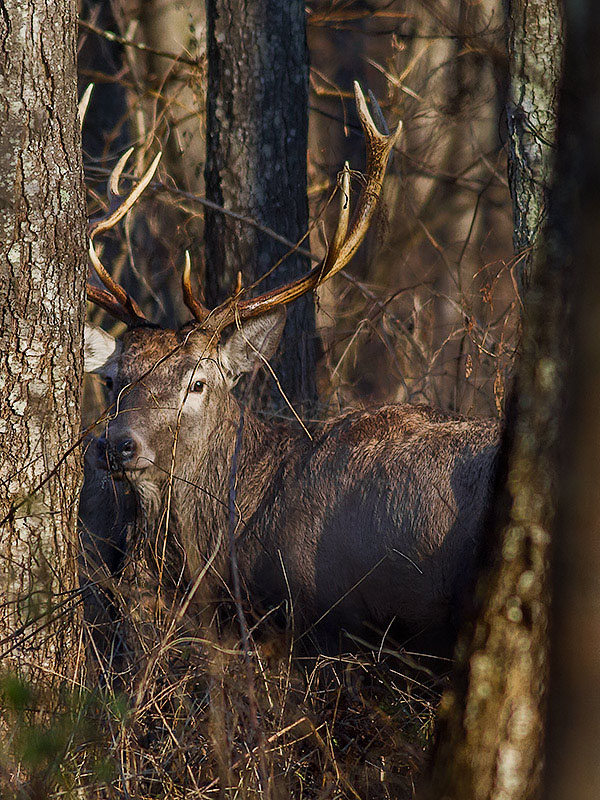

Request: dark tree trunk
left=0, top=0, right=87, bottom=687
left=204, top=0, right=317, bottom=409
left=506, top=0, right=562, bottom=296
left=424, top=3, right=564, bottom=798
left=545, top=3, right=600, bottom=797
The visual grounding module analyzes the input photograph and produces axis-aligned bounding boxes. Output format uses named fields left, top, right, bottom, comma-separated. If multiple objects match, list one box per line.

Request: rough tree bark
left=506, top=0, right=562, bottom=296
left=204, top=0, right=317, bottom=408
left=423, top=3, right=564, bottom=799
left=545, top=2, right=600, bottom=797
left=0, top=0, right=87, bottom=687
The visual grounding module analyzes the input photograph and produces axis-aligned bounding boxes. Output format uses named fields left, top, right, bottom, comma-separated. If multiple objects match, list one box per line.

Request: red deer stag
left=82, top=84, right=499, bottom=655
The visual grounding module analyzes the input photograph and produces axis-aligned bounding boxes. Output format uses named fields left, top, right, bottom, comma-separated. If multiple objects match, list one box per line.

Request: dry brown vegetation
left=0, top=2, right=517, bottom=798
left=81, top=0, right=517, bottom=421
left=73, top=551, right=440, bottom=798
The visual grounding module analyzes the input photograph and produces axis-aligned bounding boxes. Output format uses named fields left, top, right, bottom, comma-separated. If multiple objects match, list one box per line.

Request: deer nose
left=96, top=434, right=140, bottom=471
left=117, top=438, right=137, bottom=461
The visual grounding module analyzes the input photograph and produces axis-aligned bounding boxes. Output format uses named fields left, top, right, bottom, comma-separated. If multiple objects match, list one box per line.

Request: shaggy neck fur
left=132, top=399, right=302, bottom=589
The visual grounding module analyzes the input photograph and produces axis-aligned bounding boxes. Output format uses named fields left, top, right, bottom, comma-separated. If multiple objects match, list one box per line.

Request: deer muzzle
left=96, top=433, right=151, bottom=475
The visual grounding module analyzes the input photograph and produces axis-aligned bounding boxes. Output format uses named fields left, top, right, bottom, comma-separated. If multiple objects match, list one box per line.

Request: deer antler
left=84, top=82, right=400, bottom=332
left=185, top=82, right=401, bottom=332
left=87, top=149, right=161, bottom=325
left=182, top=251, right=210, bottom=323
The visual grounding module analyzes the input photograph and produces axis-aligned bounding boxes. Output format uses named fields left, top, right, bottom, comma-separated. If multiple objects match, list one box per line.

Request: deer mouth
left=100, top=457, right=153, bottom=478
left=96, top=458, right=149, bottom=480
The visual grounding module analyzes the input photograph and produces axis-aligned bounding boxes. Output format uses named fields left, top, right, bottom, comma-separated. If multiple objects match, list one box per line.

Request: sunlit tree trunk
left=0, top=0, right=87, bottom=687
left=204, top=0, right=317, bottom=408
left=507, top=0, right=562, bottom=295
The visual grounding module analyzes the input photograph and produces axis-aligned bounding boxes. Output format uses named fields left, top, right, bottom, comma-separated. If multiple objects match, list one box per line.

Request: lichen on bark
left=507, top=0, right=563, bottom=296
left=0, top=0, right=87, bottom=686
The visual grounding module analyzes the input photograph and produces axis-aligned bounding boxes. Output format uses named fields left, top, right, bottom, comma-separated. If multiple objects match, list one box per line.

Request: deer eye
left=190, top=380, right=205, bottom=393
left=104, top=376, right=114, bottom=392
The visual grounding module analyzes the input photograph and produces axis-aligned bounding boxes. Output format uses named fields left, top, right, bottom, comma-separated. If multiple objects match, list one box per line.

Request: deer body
left=241, top=404, right=498, bottom=648
left=82, top=83, right=498, bottom=653
left=84, top=322, right=499, bottom=652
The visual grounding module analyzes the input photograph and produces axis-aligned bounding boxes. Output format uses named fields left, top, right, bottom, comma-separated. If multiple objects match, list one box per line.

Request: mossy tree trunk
left=424, top=3, right=565, bottom=798
left=0, top=0, right=87, bottom=688
left=204, top=0, right=317, bottom=409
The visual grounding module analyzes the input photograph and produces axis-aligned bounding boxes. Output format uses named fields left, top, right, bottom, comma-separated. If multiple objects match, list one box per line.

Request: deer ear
left=220, top=308, right=286, bottom=381
left=84, top=323, right=121, bottom=373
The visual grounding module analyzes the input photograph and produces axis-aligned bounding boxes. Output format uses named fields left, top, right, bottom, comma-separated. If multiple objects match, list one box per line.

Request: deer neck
left=135, top=401, right=299, bottom=582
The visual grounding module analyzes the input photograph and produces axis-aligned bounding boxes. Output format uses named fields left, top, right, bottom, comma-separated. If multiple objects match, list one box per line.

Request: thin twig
left=79, top=19, right=200, bottom=67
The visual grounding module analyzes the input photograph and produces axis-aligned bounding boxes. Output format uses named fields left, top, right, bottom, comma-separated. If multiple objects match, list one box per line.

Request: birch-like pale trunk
left=0, top=0, right=87, bottom=688
left=507, top=0, right=563, bottom=296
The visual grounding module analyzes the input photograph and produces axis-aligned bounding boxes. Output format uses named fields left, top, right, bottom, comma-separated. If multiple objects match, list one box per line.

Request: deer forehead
left=116, top=327, right=221, bottom=385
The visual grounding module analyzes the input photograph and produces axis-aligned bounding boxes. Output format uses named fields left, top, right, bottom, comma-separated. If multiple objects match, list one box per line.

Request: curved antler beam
left=203, top=82, right=402, bottom=332
left=86, top=285, right=138, bottom=325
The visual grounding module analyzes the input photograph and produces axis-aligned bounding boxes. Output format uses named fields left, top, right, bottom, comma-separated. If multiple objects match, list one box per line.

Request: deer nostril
left=95, top=434, right=146, bottom=472
left=117, top=439, right=136, bottom=461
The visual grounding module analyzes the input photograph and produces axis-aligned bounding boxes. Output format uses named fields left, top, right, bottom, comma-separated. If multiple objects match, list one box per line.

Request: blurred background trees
left=79, top=0, right=516, bottom=426
left=427, top=1, right=562, bottom=797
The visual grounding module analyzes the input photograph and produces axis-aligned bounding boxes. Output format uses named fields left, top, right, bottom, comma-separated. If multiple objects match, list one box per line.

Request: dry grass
left=75, top=559, right=441, bottom=799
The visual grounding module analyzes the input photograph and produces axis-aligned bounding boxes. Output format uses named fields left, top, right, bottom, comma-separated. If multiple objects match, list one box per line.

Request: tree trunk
left=545, top=3, right=600, bottom=797
left=424, top=4, right=564, bottom=799
left=0, top=0, right=87, bottom=689
left=507, top=0, right=562, bottom=296
left=204, top=0, right=317, bottom=409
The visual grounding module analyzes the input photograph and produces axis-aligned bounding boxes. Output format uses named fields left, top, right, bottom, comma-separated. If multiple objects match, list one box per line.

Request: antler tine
left=89, top=151, right=161, bottom=239
left=322, top=161, right=351, bottom=276
left=86, top=285, right=139, bottom=325
left=87, top=151, right=162, bottom=324
left=182, top=251, right=211, bottom=322
left=205, top=82, right=401, bottom=330
left=88, top=241, right=146, bottom=320
left=108, top=147, right=135, bottom=203
left=319, top=81, right=402, bottom=280
left=78, top=84, right=94, bottom=129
